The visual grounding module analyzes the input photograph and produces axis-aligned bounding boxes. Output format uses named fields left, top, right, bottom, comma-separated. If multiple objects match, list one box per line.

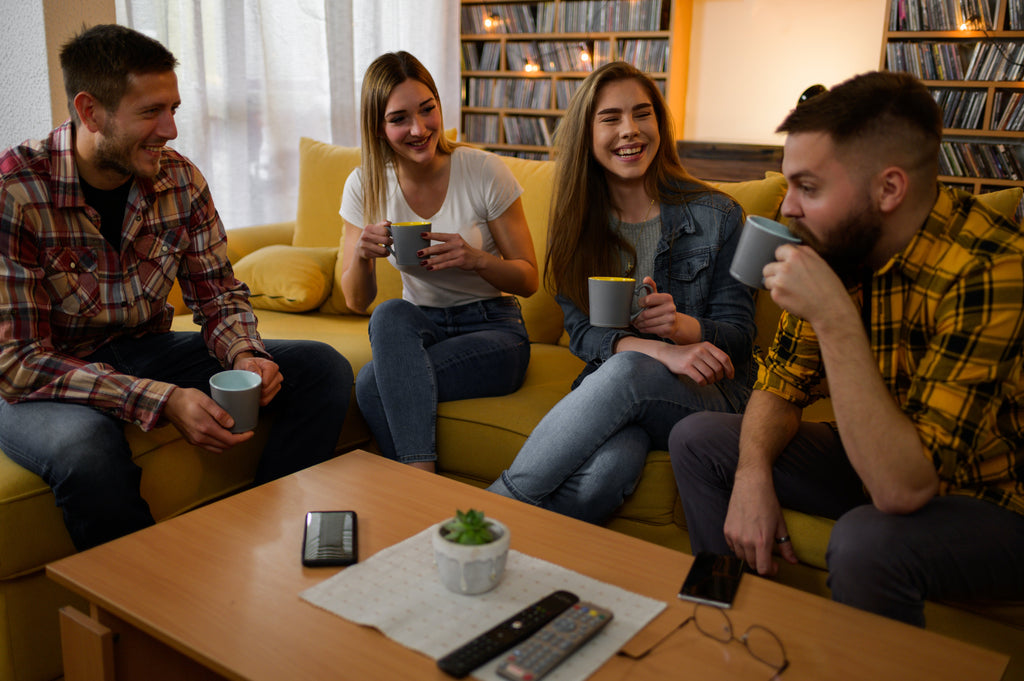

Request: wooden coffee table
left=48, top=450, right=1008, bottom=681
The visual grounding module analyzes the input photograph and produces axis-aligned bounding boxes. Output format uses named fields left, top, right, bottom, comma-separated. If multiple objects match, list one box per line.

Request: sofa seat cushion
left=0, top=425, right=264, bottom=580
left=615, top=450, right=679, bottom=526
left=437, top=344, right=584, bottom=483
left=780, top=509, right=836, bottom=570
left=0, top=454, right=70, bottom=579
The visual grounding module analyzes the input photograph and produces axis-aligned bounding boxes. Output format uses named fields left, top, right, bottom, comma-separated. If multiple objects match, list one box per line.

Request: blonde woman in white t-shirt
left=340, top=51, right=538, bottom=472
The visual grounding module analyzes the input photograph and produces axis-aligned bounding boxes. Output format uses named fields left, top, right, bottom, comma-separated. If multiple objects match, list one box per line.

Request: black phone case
left=302, top=510, right=358, bottom=567
left=677, top=552, right=745, bottom=608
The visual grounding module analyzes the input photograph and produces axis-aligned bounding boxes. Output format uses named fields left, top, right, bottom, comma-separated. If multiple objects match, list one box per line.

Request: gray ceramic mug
left=209, top=370, right=261, bottom=433
left=588, top=276, right=654, bottom=328
left=386, top=221, right=431, bottom=266
left=729, top=215, right=802, bottom=289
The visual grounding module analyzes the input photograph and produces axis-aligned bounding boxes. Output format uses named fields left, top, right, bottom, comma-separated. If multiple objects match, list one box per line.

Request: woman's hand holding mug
left=632, top=278, right=680, bottom=338
left=356, top=220, right=393, bottom=261
left=419, top=231, right=485, bottom=272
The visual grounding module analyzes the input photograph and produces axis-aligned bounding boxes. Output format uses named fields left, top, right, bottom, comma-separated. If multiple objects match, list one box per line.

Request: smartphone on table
left=302, top=510, right=358, bottom=567
left=677, top=552, right=745, bottom=608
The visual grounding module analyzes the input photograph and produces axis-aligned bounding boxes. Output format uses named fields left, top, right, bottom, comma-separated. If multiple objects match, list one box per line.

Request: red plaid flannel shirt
left=0, top=121, right=266, bottom=430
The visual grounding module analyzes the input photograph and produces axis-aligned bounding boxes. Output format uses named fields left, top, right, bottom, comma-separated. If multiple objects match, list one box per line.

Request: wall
left=685, top=0, right=888, bottom=145
left=44, top=0, right=117, bottom=127
left=0, top=0, right=116, bottom=150
left=0, top=3, right=50, bottom=149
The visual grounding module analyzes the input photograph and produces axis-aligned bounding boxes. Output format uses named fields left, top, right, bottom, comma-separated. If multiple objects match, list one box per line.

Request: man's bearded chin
left=95, top=153, right=132, bottom=178
left=95, top=121, right=136, bottom=179
left=789, top=209, right=882, bottom=285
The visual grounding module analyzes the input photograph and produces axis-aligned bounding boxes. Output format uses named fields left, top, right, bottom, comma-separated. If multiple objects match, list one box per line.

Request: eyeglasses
left=693, top=604, right=789, bottom=678
left=628, top=603, right=789, bottom=680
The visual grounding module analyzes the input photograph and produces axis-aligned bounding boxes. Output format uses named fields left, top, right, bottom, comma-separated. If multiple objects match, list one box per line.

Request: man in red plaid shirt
left=0, top=25, right=353, bottom=550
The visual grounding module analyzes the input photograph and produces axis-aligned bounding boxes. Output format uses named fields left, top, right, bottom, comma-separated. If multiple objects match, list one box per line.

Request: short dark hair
left=60, top=24, right=178, bottom=126
left=777, top=71, right=941, bottom=173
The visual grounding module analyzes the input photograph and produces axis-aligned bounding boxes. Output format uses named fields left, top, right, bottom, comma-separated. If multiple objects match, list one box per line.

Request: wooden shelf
left=882, top=0, right=1024, bottom=197
left=463, top=30, right=672, bottom=40
left=884, top=29, right=1024, bottom=38
left=460, top=0, right=684, bottom=159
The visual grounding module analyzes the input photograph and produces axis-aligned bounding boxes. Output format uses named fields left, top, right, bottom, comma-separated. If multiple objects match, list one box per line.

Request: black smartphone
left=677, top=552, right=745, bottom=608
left=302, top=510, right=358, bottom=567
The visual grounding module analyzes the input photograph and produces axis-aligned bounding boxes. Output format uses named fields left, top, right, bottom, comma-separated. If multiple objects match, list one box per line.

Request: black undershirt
left=80, top=177, right=133, bottom=251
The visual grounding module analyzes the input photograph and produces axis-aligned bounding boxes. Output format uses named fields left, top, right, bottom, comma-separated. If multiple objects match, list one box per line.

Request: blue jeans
left=0, top=332, right=352, bottom=550
left=670, top=411, right=1024, bottom=626
left=355, top=297, right=530, bottom=464
left=488, top=351, right=742, bottom=523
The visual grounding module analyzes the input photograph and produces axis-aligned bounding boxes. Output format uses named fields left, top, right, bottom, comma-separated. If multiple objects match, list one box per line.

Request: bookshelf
left=460, top=0, right=690, bottom=159
left=881, top=0, right=1024, bottom=202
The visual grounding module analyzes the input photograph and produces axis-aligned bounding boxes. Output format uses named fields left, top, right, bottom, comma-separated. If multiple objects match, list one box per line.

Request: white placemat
left=300, top=526, right=666, bottom=681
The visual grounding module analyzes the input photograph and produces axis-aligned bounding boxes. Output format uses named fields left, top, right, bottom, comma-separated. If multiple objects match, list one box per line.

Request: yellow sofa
left=1, top=137, right=1021, bottom=680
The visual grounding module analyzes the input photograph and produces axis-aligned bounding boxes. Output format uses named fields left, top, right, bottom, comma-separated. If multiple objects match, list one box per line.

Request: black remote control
left=436, top=590, right=579, bottom=678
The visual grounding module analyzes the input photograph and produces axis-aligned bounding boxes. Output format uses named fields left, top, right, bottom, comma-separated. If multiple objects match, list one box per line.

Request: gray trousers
left=669, top=411, right=1024, bottom=626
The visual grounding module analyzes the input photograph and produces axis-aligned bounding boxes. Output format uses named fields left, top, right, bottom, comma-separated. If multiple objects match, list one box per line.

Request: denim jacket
left=557, top=180, right=757, bottom=410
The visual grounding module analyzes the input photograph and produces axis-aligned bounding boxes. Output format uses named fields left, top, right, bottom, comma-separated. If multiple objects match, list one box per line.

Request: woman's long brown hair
left=545, top=62, right=707, bottom=311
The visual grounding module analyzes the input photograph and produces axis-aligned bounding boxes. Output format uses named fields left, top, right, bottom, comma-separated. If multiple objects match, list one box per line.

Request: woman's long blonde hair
left=359, top=51, right=461, bottom=224
left=545, top=62, right=707, bottom=311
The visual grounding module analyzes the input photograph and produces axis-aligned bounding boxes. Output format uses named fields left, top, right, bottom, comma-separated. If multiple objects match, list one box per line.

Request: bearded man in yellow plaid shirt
left=670, top=70, right=1024, bottom=627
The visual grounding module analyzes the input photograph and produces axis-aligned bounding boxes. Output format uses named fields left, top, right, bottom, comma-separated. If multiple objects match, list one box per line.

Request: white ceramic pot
left=432, top=518, right=511, bottom=595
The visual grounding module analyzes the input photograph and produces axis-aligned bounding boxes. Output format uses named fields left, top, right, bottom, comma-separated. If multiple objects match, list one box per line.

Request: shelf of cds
left=460, top=0, right=679, bottom=159
left=882, top=0, right=1024, bottom=209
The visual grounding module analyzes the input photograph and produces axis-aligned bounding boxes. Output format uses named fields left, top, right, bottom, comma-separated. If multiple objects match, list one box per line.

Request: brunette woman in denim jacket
left=488, top=62, right=756, bottom=522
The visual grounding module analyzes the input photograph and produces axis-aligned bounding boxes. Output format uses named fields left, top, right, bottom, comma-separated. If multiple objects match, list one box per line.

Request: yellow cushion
left=233, top=245, right=337, bottom=312
left=710, top=171, right=788, bottom=220
left=976, top=186, right=1023, bottom=221
left=497, top=156, right=564, bottom=345
left=294, top=137, right=361, bottom=248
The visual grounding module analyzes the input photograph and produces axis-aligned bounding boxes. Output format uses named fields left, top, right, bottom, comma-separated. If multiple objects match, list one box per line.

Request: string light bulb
left=524, top=60, right=539, bottom=73
left=959, top=13, right=982, bottom=30
left=483, top=14, right=498, bottom=30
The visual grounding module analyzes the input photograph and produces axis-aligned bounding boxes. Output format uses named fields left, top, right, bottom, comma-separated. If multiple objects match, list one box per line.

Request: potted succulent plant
left=432, top=509, right=511, bottom=595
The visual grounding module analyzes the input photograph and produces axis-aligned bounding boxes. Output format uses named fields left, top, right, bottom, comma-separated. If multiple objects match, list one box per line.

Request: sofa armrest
left=225, top=220, right=297, bottom=263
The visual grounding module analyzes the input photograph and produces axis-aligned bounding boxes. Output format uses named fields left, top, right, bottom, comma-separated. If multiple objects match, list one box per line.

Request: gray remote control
left=496, top=602, right=614, bottom=681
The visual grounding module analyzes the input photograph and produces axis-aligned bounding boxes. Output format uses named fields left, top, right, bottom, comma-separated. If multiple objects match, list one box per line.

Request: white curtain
left=116, top=0, right=460, bottom=231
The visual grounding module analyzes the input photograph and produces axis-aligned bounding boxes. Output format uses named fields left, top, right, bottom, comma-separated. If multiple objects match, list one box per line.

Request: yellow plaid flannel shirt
left=756, top=185, right=1024, bottom=516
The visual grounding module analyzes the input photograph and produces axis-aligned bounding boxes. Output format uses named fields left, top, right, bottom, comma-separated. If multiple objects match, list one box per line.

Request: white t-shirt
left=340, top=146, right=523, bottom=308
